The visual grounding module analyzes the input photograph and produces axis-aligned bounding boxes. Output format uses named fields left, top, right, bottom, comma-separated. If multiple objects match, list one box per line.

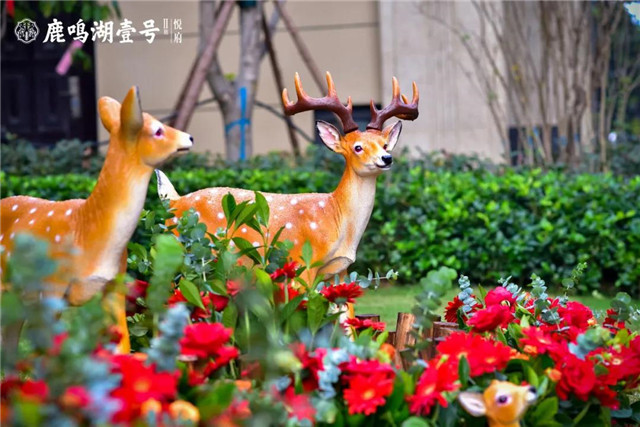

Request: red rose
left=484, top=287, right=516, bottom=307
left=467, top=305, right=513, bottom=332
left=555, top=353, right=596, bottom=401
left=557, top=301, right=594, bottom=330
left=179, top=323, right=234, bottom=359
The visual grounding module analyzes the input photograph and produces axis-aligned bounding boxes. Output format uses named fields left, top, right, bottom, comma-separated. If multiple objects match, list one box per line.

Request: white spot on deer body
left=28, top=219, right=35, bottom=226
left=46, top=226, right=51, bottom=232
left=29, top=208, right=37, bottom=214
left=266, top=196, right=273, bottom=202
left=173, top=217, right=178, bottom=223
left=195, top=196, right=201, bottom=201
left=14, top=218, right=19, bottom=224
left=299, top=209, right=304, bottom=215
left=47, top=210, right=54, bottom=217
left=252, top=241, right=260, bottom=247
left=0, top=234, right=3, bottom=241
left=195, top=211, right=200, bottom=218
left=217, top=212, right=224, bottom=220
left=230, top=241, right=235, bottom=247
left=318, top=200, right=326, bottom=208
left=279, top=206, right=284, bottom=211
left=286, top=222, right=292, bottom=229
left=10, top=233, right=15, bottom=239
left=310, top=222, right=318, bottom=230
left=241, top=227, right=247, bottom=233
left=65, top=209, right=72, bottom=216
left=11, top=204, right=18, bottom=211
left=290, top=198, right=298, bottom=205
left=55, top=235, right=61, bottom=242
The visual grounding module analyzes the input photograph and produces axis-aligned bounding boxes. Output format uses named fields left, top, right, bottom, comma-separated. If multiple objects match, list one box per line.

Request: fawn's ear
left=458, top=392, right=487, bottom=417
left=98, top=97, right=121, bottom=132
left=316, top=121, right=342, bottom=152
left=382, top=121, right=402, bottom=152
left=120, top=86, right=144, bottom=139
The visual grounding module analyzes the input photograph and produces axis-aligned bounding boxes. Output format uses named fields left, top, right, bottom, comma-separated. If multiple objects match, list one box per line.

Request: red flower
left=126, top=280, right=149, bottom=315
left=291, top=344, right=326, bottom=392
left=109, top=355, right=177, bottom=423
left=343, top=372, right=394, bottom=415
left=274, top=282, right=304, bottom=305
left=557, top=301, right=594, bottom=330
left=520, top=327, right=567, bottom=359
left=270, top=261, right=298, bottom=281
left=437, top=332, right=512, bottom=377
left=444, top=296, right=463, bottom=323
left=282, top=387, right=316, bottom=423
left=226, top=280, right=241, bottom=296
left=18, top=380, right=49, bottom=403
left=343, top=317, right=386, bottom=332
left=555, top=353, right=596, bottom=401
left=484, top=286, right=516, bottom=307
left=467, top=305, right=513, bottom=332
left=603, top=308, right=626, bottom=331
left=407, top=357, right=459, bottom=416
left=179, top=323, right=234, bottom=360
left=168, top=289, right=228, bottom=320
left=60, top=386, right=91, bottom=409
left=50, top=332, right=69, bottom=356
left=320, top=282, right=363, bottom=305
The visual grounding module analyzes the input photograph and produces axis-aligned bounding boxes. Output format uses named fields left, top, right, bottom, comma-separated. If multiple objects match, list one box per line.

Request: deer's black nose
left=382, top=155, right=393, bottom=166
left=189, top=135, right=194, bottom=143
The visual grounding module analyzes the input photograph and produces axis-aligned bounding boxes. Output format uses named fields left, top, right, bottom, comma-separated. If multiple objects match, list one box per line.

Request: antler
left=367, top=77, right=419, bottom=130
left=282, top=72, right=359, bottom=134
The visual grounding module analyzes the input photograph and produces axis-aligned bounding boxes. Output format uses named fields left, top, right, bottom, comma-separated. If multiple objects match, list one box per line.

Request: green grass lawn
left=355, top=284, right=630, bottom=330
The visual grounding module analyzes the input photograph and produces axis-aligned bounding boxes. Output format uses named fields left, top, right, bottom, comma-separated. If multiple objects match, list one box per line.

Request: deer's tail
left=155, top=169, right=180, bottom=201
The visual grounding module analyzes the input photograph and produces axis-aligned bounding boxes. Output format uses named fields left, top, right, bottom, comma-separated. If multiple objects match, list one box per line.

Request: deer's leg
left=103, top=251, right=130, bottom=354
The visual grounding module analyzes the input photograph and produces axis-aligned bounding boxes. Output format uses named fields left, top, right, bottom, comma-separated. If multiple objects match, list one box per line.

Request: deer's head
left=99, top=87, right=193, bottom=168
left=458, top=380, right=537, bottom=427
left=282, top=72, right=419, bottom=177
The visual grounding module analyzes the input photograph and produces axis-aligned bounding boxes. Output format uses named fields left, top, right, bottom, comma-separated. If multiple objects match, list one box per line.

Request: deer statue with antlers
left=1, top=87, right=193, bottom=355
left=156, top=71, right=418, bottom=283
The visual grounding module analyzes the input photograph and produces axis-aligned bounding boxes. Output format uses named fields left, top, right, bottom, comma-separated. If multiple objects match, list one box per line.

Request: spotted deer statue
left=1, top=87, right=193, bottom=355
left=156, top=71, right=418, bottom=284
left=458, top=380, right=538, bottom=427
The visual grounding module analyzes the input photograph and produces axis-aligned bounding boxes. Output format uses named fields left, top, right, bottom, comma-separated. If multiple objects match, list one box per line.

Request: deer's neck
left=330, top=167, right=378, bottom=257
left=79, top=146, right=151, bottom=277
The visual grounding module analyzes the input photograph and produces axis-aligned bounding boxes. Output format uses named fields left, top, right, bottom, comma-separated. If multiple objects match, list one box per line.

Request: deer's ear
left=316, top=121, right=342, bottom=152
left=98, top=97, right=121, bottom=132
left=458, top=392, right=487, bottom=417
left=383, top=121, right=402, bottom=152
left=120, top=86, right=144, bottom=139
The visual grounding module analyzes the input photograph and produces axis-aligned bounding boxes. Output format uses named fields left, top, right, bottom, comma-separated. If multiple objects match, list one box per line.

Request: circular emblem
left=14, top=18, right=39, bottom=44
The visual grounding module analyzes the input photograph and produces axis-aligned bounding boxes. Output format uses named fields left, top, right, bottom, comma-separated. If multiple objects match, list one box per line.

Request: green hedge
left=2, top=164, right=639, bottom=296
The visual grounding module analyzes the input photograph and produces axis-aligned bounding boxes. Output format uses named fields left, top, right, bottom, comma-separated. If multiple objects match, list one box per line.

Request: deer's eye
left=383, top=144, right=388, bottom=150
left=496, top=395, right=510, bottom=405
left=354, top=145, right=363, bottom=153
left=155, top=127, right=164, bottom=137
left=151, top=122, right=165, bottom=138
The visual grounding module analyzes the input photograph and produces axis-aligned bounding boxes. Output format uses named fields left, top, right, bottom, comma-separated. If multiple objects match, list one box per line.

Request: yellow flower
left=169, top=400, right=200, bottom=423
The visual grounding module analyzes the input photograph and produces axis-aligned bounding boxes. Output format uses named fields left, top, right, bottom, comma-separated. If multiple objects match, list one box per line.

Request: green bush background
left=2, top=150, right=639, bottom=296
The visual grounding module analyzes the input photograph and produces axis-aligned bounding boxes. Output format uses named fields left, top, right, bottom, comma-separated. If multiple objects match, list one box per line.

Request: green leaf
left=254, top=191, right=270, bottom=226
left=402, top=417, right=430, bottom=427
left=222, top=302, right=238, bottom=329
left=179, top=278, right=205, bottom=310
left=221, top=193, right=236, bottom=228
left=458, top=355, right=470, bottom=388
left=280, top=295, right=305, bottom=323
left=302, top=241, right=313, bottom=266
left=254, top=269, right=274, bottom=303
left=147, top=235, right=184, bottom=314
left=232, top=237, right=262, bottom=264
left=197, top=381, right=236, bottom=420
left=0, top=292, right=25, bottom=326
left=307, top=293, right=328, bottom=334
left=530, top=397, right=558, bottom=424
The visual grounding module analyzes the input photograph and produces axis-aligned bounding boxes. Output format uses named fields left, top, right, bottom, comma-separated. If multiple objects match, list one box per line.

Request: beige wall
left=96, top=1, right=381, bottom=156
left=379, top=1, right=505, bottom=162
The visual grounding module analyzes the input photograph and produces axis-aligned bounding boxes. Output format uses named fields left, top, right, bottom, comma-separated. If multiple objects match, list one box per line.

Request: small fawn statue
left=458, top=380, right=537, bottom=427
left=1, top=87, right=193, bottom=355
left=156, top=72, right=418, bottom=283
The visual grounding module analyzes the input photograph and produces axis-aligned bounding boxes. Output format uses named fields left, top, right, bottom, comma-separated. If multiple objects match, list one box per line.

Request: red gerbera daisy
left=320, top=282, right=363, bottom=305
left=270, top=261, right=298, bottom=281
left=407, top=357, right=459, bottom=416
left=343, top=372, right=394, bottom=415
left=437, top=332, right=512, bottom=377
left=343, top=317, right=386, bottom=332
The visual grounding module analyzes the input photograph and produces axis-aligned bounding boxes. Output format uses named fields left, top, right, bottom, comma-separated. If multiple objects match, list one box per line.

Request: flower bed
left=2, top=200, right=639, bottom=426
